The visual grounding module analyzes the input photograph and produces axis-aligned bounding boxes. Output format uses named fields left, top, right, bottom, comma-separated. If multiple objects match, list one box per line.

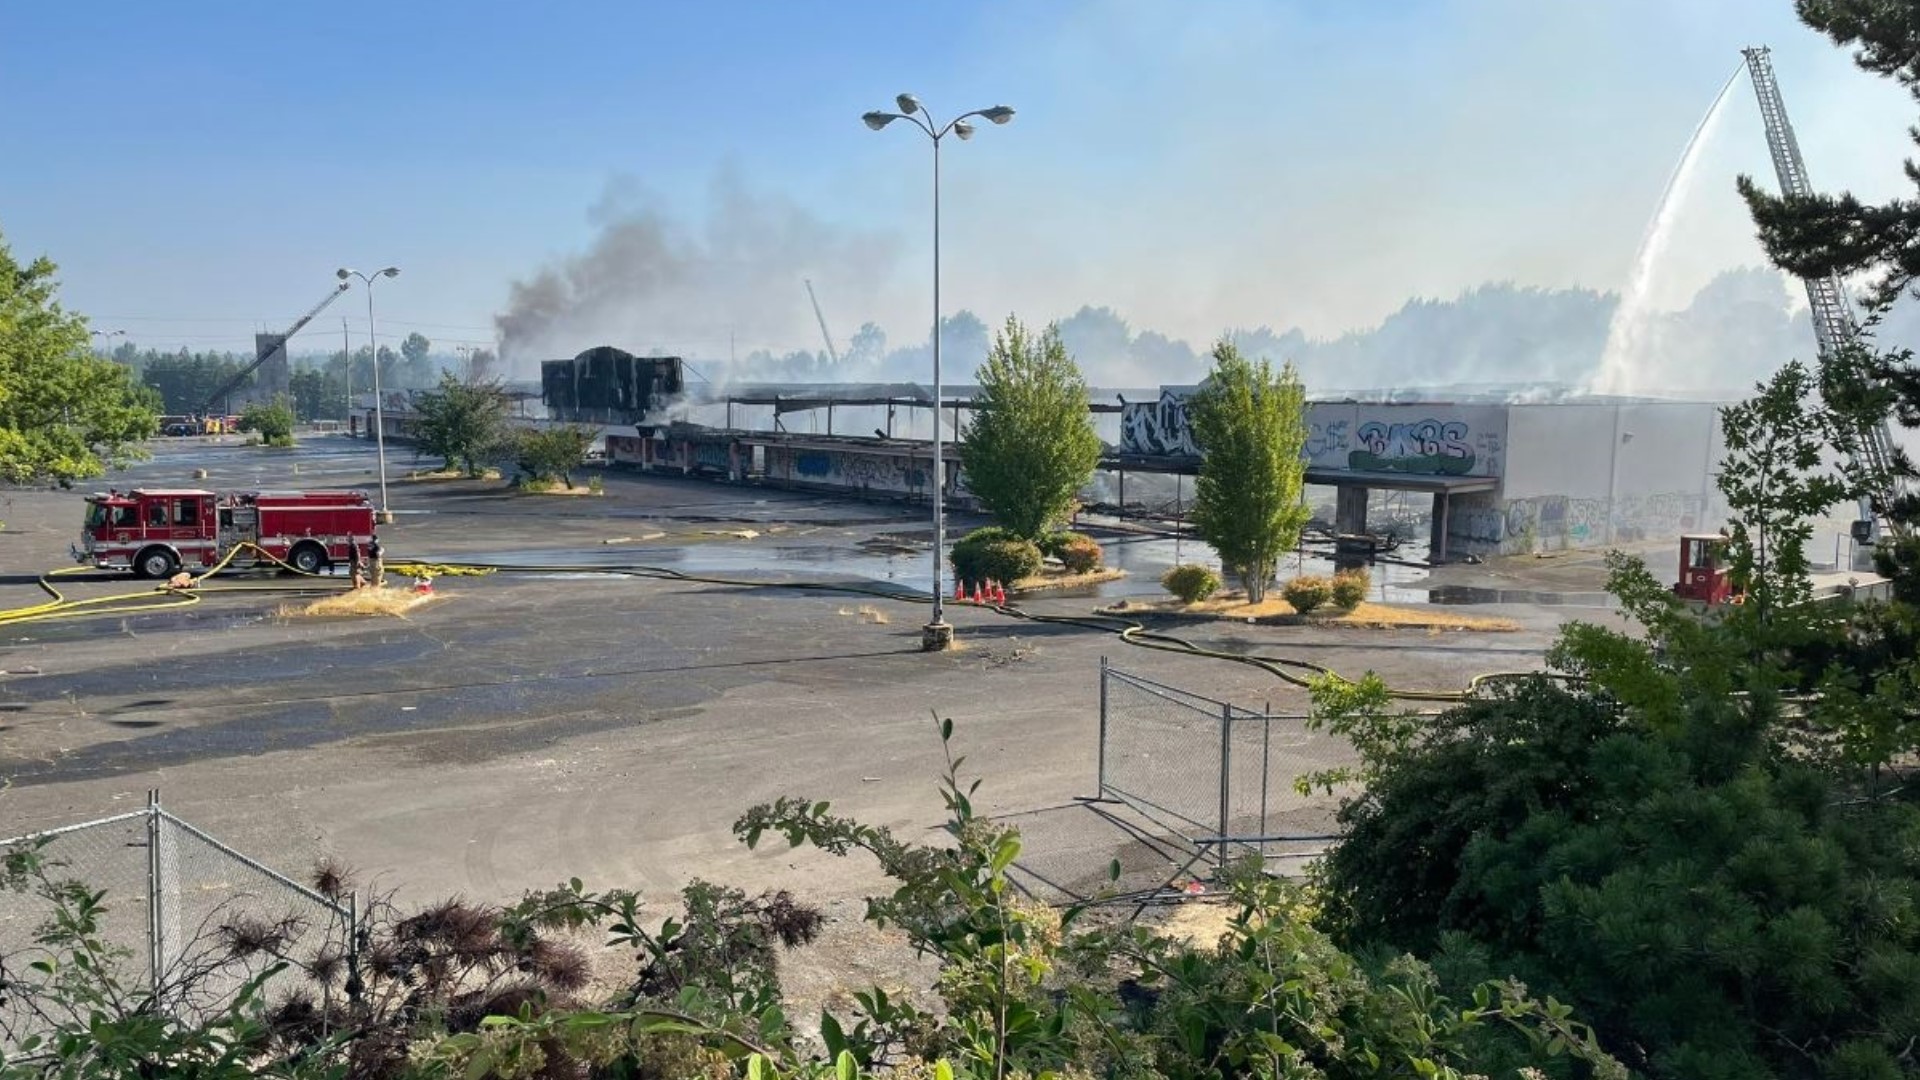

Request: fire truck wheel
left=288, top=542, right=328, bottom=575
left=135, top=547, right=178, bottom=580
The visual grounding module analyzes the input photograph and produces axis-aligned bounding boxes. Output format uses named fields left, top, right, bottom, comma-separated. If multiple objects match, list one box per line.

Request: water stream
left=1588, top=64, right=1747, bottom=396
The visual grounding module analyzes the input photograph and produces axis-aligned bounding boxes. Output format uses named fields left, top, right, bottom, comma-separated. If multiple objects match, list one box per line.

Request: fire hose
left=2, top=551, right=1543, bottom=704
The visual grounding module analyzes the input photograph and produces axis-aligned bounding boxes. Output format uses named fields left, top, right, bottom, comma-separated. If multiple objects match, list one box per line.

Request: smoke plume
left=494, top=174, right=903, bottom=379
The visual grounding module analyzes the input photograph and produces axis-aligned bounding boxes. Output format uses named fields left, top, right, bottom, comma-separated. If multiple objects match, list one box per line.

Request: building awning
left=1104, top=454, right=1497, bottom=494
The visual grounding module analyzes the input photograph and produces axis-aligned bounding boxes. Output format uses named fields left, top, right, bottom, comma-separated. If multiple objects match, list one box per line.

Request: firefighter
left=348, top=539, right=366, bottom=589
left=367, top=534, right=385, bottom=588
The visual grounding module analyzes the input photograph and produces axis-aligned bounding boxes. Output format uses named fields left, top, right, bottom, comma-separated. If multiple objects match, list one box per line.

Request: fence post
left=1097, top=656, right=1109, bottom=797
left=1218, top=700, right=1233, bottom=870
left=145, top=790, right=163, bottom=1002
left=1261, top=702, right=1273, bottom=843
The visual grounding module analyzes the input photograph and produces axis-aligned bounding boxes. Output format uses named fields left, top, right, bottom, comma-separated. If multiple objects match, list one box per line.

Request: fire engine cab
left=74, top=488, right=375, bottom=579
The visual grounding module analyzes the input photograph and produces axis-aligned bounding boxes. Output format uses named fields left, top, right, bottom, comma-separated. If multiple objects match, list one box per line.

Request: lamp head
left=862, top=111, right=895, bottom=130
left=336, top=267, right=353, bottom=280
left=980, top=105, right=1015, bottom=125
left=953, top=120, right=975, bottom=140
left=379, top=266, right=400, bottom=278
left=895, top=93, right=920, bottom=114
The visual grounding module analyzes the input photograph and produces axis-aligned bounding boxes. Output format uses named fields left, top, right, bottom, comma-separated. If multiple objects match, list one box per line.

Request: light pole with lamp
left=862, top=94, right=1014, bottom=651
left=337, top=266, right=400, bottom=523
left=90, top=329, right=126, bottom=355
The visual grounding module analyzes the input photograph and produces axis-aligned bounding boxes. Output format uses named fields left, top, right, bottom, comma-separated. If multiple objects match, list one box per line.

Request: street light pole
left=90, top=329, right=126, bottom=356
left=337, top=266, right=401, bottom=523
left=863, top=96, right=1015, bottom=651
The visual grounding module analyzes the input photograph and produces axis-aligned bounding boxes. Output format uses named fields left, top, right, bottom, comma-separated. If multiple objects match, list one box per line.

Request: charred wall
left=540, top=346, right=685, bottom=424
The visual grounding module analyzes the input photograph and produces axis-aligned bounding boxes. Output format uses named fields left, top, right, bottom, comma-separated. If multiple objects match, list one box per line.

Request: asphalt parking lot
left=0, top=436, right=1576, bottom=920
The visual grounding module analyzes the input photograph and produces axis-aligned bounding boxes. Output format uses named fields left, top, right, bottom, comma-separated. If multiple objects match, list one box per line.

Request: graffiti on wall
left=1348, top=418, right=1476, bottom=475
left=1478, top=492, right=1713, bottom=555
left=1304, top=418, right=1349, bottom=460
left=1119, top=390, right=1201, bottom=457
left=1123, top=390, right=1507, bottom=478
left=777, top=448, right=932, bottom=495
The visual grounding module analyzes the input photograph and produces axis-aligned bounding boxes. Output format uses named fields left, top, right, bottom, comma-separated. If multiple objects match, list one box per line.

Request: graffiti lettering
left=1305, top=419, right=1349, bottom=461
left=1120, top=390, right=1201, bottom=457
left=1347, top=419, right=1475, bottom=475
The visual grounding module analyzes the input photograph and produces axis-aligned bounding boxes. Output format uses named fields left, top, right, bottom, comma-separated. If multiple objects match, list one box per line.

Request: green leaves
left=0, top=230, right=157, bottom=484
left=412, top=372, right=512, bottom=477
left=1186, top=341, right=1310, bottom=603
left=960, top=316, right=1102, bottom=539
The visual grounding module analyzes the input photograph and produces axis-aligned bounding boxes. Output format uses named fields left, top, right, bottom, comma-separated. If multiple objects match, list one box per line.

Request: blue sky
left=3, top=0, right=1915, bottom=370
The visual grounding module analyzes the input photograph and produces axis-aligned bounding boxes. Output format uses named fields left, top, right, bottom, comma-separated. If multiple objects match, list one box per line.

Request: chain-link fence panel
left=1097, top=660, right=1357, bottom=879
left=153, top=810, right=352, bottom=1026
left=1098, top=660, right=1228, bottom=838
left=1221, top=709, right=1348, bottom=864
left=1, top=811, right=158, bottom=1051
left=1, top=799, right=354, bottom=1056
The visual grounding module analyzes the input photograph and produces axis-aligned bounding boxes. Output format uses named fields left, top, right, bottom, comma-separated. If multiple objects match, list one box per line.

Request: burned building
left=540, top=346, right=686, bottom=424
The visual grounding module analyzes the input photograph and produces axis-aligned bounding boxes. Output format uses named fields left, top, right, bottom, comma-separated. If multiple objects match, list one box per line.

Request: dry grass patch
left=284, top=586, right=441, bottom=618
left=1011, top=567, right=1128, bottom=593
left=1107, top=594, right=1518, bottom=632
left=836, top=604, right=891, bottom=625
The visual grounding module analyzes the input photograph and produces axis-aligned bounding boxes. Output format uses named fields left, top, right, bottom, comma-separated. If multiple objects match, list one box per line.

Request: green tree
left=0, top=231, right=157, bottom=485
left=238, top=396, right=295, bottom=447
left=1739, top=2, right=1920, bottom=580
left=1716, top=359, right=1850, bottom=621
left=1186, top=340, right=1310, bottom=602
left=960, top=316, right=1102, bottom=539
left=515, top=425, right=595, bottom=489
left=412, top=372, right=510, bottom=476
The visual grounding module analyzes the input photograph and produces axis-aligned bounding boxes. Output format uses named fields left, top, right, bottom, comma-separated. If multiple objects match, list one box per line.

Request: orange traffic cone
left=972, top=582, right=985, bottom=604
left=993, top=580, right=1007, bottom=605
left=954, top=579, right=967, bottom=601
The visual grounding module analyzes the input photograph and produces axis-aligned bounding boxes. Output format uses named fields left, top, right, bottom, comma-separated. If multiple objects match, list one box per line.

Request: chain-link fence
left=1096, top=658, right=1351, bottom=875
left=1, top=793, right=355, bottom=1053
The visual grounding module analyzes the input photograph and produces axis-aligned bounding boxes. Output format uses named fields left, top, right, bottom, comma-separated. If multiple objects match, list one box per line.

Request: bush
left=1037, top=530, right=1103, bottom=574
left=1282, top=574, right=1333, bottom=613
left=238, top=397, right=295, bottom=447
left=1057, top=535, right=1103, bottom=574
left=1162, top=563, right=1222, bottom=603
left=952, top=536, right=1042, bottom=586
left=953, top=526, right=1032, bottom=584
left=1331, top=567, right=1369, bottom=610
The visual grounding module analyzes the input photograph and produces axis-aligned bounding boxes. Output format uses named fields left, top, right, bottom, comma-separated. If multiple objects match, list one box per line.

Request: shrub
left=952, top=526, right=1041, bottom=584
left=1035, top=530, right=1073, bottom=559
left=1162, top=563, right=1221, bottom=603
left=1331, top=567, right=1369, bottom=610
left=1057, top=535, right=1103, bottom=574
left=238, top=397, right=295, bottom=447
left=1282, top=574, right=1333, bottom=613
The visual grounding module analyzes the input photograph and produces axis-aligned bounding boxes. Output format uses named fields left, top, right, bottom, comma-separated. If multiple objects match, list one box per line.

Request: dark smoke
left=494, top=174, right=903, bottom=379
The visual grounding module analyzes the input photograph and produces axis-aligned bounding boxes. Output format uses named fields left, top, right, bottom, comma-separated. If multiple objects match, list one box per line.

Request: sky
left=3, top=0, right=1918, bottom=375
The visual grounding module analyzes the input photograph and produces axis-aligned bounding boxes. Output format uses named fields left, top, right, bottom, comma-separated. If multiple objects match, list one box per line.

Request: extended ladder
left=1743, top=46, right=1906, bottom=542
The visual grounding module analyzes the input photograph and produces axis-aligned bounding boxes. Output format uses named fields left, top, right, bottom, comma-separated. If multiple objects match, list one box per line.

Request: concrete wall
left=1306, top=402, right=1507, bottom=477
left=1492, top=402, right=1723, bottom=554
left=764, top=445, right=936, bottom=498
left=1121, top=392, right=1508, bottom=478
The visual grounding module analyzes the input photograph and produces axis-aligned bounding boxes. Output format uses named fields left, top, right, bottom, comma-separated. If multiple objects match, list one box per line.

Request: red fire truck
left=74, top=488, right=375, bottom=579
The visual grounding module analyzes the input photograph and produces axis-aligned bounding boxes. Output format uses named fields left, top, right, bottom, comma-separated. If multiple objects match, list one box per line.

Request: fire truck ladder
left=200, top=281, right=351, bottom=416
left=1743, top=46, right=1907, bottom=544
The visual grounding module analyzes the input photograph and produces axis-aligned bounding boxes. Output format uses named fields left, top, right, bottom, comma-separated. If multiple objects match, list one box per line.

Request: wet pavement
left=0, top=434, right=1593, bottom=915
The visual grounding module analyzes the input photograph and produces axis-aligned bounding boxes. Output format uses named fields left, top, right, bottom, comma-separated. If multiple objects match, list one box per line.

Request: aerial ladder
left=201, top=280, right=351, bottom=417
left=805, top=279, right=842, bottom=367
left=1743, top=46, right=1908, bottom=551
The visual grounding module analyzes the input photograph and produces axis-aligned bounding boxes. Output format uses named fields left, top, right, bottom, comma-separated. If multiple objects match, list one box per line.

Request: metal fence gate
left=1, top=792, right=356, bottom=1052
left=1095, top=658, right=1347, bottom=874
